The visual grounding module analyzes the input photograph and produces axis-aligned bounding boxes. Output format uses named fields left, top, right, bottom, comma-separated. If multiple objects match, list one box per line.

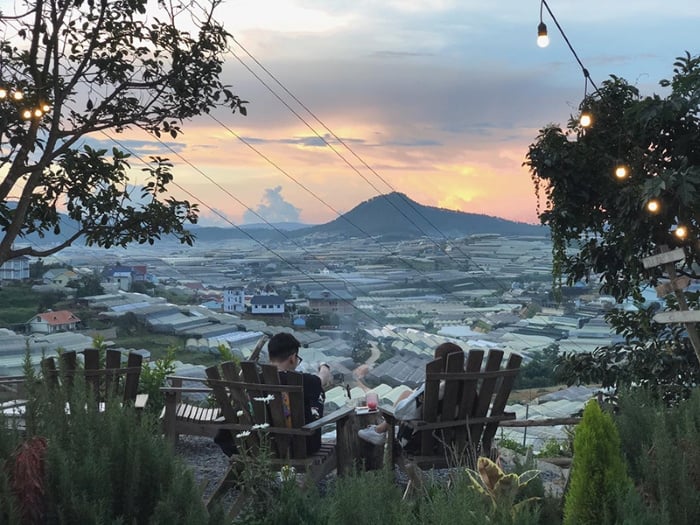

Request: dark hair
left=268, top=333, right=301, bottom=362
left=434, top=342, right=463, bottom=371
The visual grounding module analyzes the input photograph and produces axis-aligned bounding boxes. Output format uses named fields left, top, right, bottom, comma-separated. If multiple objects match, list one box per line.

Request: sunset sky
left=8, top=0, right=700, bottom=228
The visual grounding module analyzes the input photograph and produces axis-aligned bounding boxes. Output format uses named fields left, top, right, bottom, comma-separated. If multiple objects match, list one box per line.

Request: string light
left=0, top=81, right=51, bottom=120
left=646, top=199, right=661, bottom=213
left=537, top=23, right=549, bottom=48
left=614, top=164, right=629, bottom=179
left=579, top=112, right=592, bottom=128
left=674, top=225, right=688, bottom=240
left=537, top=1, right=550, bottom=47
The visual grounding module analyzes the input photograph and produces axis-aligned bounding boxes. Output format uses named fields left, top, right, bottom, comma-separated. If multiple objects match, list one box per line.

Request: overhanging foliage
left=0, top=0, right=246, bottom=265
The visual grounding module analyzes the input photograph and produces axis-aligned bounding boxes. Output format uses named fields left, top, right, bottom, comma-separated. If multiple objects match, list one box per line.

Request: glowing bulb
left=580, top=113, right=592, bottom=128
left=34, top=108, right=43, bottom=118
left=537, top=22, right=550, bottom=48
left=646, top=199, right=660, bottom=213
left=674, top=226, right=688, bottom=239
left=614, top=165, right=629, bottom=179
left=12, top=90, right=24, bottom=101
left=0, top=88, right=7, bottom=99
left=41, top=103, right=51, bottom=112
left=21, top=109, right=32, bottom=120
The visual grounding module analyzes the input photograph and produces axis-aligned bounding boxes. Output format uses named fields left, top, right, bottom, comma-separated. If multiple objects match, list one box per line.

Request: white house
left=42, top=268, right=78, bottom=287
left=250, top=295, right=285, bottom=315
left=27, top=310, right=81, bottom=334
left=0, top=255, right=30, bottom=281
left=223, top=288, right=245, bottom=313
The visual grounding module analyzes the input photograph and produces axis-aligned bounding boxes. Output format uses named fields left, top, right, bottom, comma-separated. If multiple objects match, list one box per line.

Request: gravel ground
left=175, top=435, right=232, bottom=501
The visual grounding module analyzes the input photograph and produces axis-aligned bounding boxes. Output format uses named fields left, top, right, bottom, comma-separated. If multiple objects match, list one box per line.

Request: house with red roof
left=27, top=310, right=81, bottom=334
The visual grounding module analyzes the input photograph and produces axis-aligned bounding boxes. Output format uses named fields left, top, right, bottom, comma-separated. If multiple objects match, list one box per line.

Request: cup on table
left=366, top=392, right=378, bottom=411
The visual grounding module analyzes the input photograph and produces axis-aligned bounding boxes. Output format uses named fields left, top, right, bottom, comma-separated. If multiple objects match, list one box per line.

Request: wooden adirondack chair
left=159, top=336, right=269, bottom=445
left=204, top=360, right=353, bottom=515
left=40, top=348, right=148, bottom=410
left=381, top=348, right=522, bottom=471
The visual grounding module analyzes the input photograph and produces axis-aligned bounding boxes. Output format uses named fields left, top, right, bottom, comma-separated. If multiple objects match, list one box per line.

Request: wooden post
left=663, top=261, right=700, bottom=363
left=643, top=246, right=700, bottom=363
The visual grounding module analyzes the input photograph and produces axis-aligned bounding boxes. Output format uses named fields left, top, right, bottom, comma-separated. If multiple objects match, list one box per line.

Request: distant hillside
left=189, top=222, right=308, bottom=242
left=8, top=193, right=546, bottom=247
left=294, top=192, right=546, bottom=240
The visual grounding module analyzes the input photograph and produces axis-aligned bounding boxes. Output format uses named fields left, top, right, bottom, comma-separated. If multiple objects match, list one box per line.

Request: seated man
left=214, top=332, right=331, bottom=456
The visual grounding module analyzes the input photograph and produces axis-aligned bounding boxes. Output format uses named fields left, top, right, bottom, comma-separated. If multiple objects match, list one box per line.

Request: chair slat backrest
left=468, top=350, right=505, bottom=448
left=40, top=348, right=143, bottom=408
left=414, top=348, right=521, bottom=461
left=454, top=349, right=484, bottom=449
left=206, top=361, right=314, bottom=462
left=481, top=352, right=522, bottom=452
left=420, top=359, right=443, bottom=455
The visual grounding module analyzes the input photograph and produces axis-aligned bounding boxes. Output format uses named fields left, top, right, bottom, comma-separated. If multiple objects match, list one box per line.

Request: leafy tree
left=514, top=343, right=560, bottom=390
left=72, top=274, right=104, bottom=298
left=526, top=52, right=700, bottom=384
left=525, top=52, right=700, bottom=302
left=0, top=0, right=246, bottom=266
left=351, top=328, right=371, bottom=363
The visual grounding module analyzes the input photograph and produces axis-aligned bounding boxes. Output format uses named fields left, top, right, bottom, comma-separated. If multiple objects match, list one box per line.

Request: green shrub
left=0, top=379, right=223, bottom=525
left=563, top=400, right=632, bottom=525
left=616, top=388, right=700, bottom=524
left=139, top=346, right=177, bottom=415
left=328, top=468, right=408, bottom=525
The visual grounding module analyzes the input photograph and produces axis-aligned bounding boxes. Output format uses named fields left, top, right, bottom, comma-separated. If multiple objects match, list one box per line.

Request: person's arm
left=317, top=362, right=332, bottom=389
left=394, top=384, right=425, bottom=420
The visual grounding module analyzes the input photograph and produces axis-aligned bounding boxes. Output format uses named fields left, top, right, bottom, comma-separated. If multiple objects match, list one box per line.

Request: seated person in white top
left=358, top=342, right=463, bottom=446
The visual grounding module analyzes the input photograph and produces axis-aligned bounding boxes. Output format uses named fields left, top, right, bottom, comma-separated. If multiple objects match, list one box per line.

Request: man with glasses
left=214, top=332, right=333, bottom=456
left=268, top=332, right=331, bottom=453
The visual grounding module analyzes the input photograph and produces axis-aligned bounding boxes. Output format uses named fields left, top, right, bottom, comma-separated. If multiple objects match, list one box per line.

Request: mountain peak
left=301, top=192, right=545, bottom=240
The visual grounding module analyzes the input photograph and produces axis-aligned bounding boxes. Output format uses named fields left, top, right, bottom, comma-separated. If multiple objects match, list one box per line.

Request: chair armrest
left=165, top=375, right=211, bottom=385
left=303, top=405, right=354, bottom=432
left=160, top=386, right=213, bottom=394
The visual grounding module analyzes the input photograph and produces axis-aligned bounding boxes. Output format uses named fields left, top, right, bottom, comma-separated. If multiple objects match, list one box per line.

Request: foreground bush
left=0, top=380, right=224, bottom=525
left=616, top=388, right=700, bottom=524
left=564, top=401, right=632, bottom=525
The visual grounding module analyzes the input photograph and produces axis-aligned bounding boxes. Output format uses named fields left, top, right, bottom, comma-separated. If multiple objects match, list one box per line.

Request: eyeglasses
left=295, top=354, right=303, bottom=364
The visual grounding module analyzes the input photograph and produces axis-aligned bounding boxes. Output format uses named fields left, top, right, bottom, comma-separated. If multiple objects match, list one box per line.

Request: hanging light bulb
left=21, top=109, right=32, bottom=120
left=580, top=112, right=592, bottom=128
left=41, top=103, right=51, bottom=112
left=646, top=199, right=660, bottom=213
left=12, top=90, right=24, bottom=101
left=0, top=88, right=7, bottom=99
left=674, top=225, right=688, bottom=240
left=537, top=1, right=550, bottom=48
left=614, top=164, right=629, bottom=179
left=537, top=22, right=550, bottom=48
left=33, top=108, right=43, bottom=118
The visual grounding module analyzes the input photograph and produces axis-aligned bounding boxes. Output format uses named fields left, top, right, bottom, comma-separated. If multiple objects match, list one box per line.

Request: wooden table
left=335, top=408, right=385, bottom=475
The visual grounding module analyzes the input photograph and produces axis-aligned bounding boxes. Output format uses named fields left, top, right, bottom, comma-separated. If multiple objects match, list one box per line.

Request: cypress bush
left=0, top=377, right=224, bottom=525
left=563, top=400, right=631, bottom=525
left=616, top=389, right=700, bottom=523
